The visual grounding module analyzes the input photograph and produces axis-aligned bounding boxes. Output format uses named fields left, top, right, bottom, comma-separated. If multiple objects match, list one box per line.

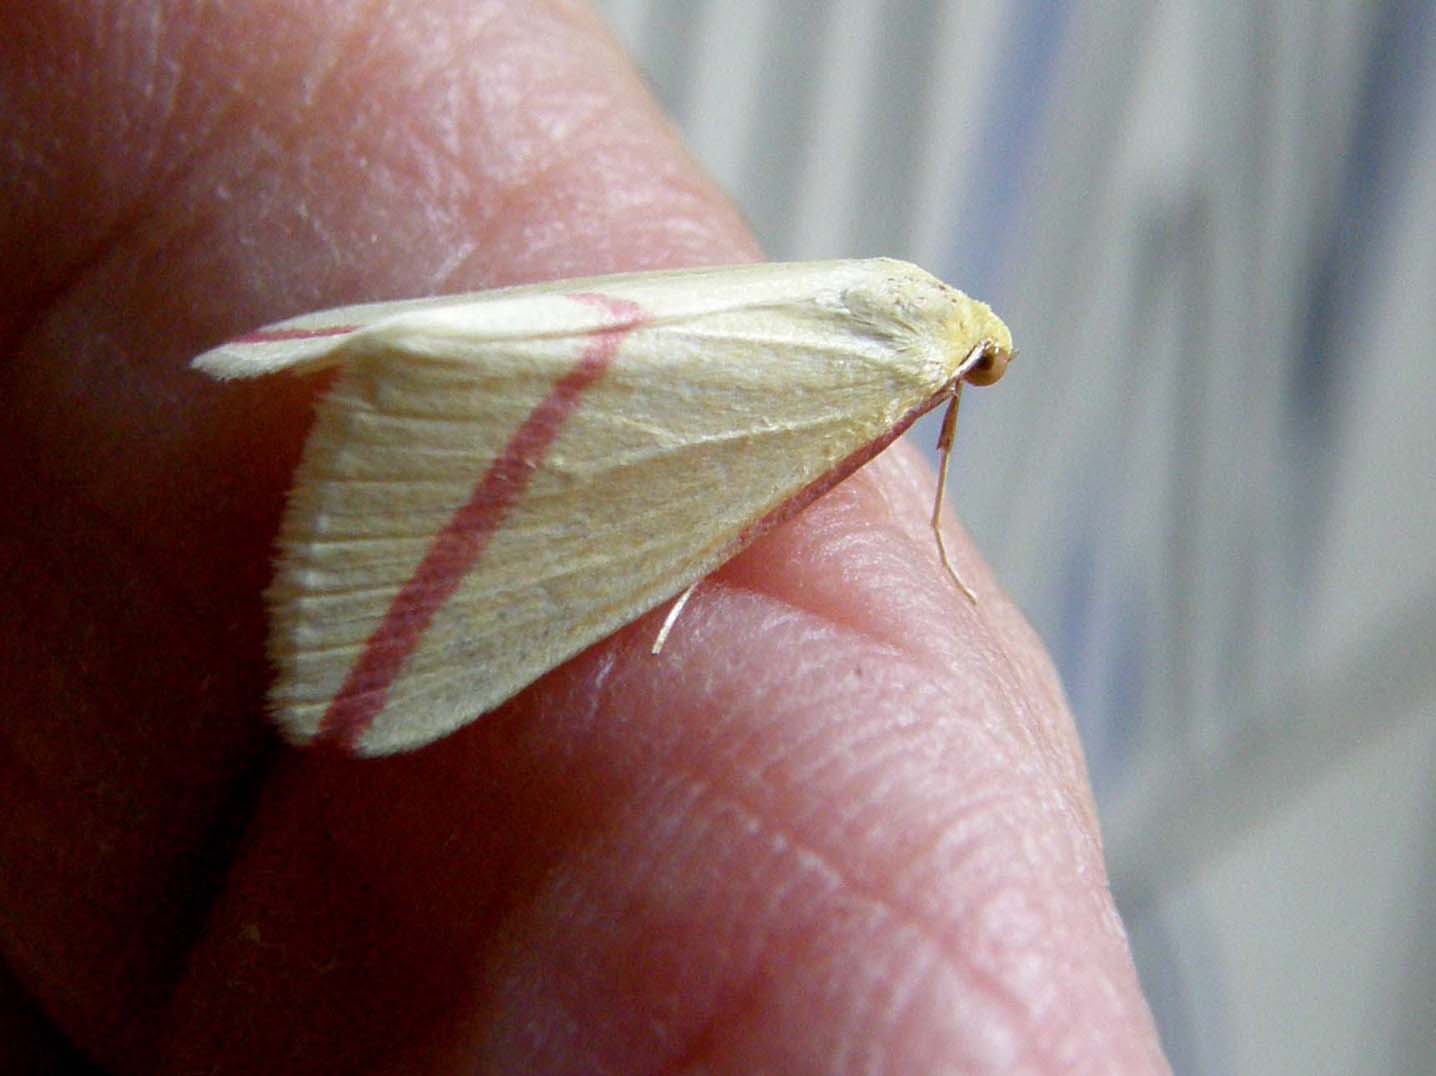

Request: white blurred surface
left=598, top=1, right=1436, bottom=1072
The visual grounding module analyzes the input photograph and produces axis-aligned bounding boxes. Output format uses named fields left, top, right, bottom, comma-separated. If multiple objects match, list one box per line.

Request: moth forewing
left=193, top=258, right=1012, bottom=755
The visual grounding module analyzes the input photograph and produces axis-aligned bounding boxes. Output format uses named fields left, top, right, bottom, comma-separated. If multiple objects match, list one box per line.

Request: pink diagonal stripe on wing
left=316, top=293, right=646, bottom=749
left=235, top=325, right=362, bottom=343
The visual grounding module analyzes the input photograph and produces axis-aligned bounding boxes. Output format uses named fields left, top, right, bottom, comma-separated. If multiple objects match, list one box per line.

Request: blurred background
left=596, top=2, right=1436, bottom=1072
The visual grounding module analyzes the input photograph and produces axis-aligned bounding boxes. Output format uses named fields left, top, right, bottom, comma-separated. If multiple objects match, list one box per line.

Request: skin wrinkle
left=471, top=161, right=750, bottom=282
left=719, top=548, right=934, bottom=667
left=758, top=698, right=1005, bottom=838
left=0, top=14, right=132, bottom=341
left=11, top=92, right=300, bottom=374
left=872, top=452, right=1101, bottom=841
left=376, top=21, right=750, bottom=284
left=121, top=5, right=191, bottom=183
left=3, top=323, right=294, bottom=642
left=668, top=881, right=1028, bottom=1075
left=339, top=91, right=480, bottom=207
left=307, top=0, right=391, bottom=114
left=366, top=6, right=634, bottom=197
left=616, top=575, right=1118, bottom=1072
left=746, top=718, right=1059, bottom=934
left=641, top=614, right=885, bottom=792
left=661, top=612, right=922, bottom=774
left=453, top=119, right=644, bottom=277
left=867, top=936, right=945, bottom=1068
left=793, top=709, right=976, bottom=826
left=5, top=4, right=363, bottom=353
left=670, top=915, right=888, bottom=1075
left=750, top=699, right=921, bottom=831
left=701, top=577, right=914, bottom=673
left=658, top=965, right=770, bottom=1076
left=471, top=655, right=1022, bottom=1068
left=560, top=775, right=1003, bottom=1075
left=980, top=628, right=1103, bottom=847
left=638, top=719, right=1049, bottom=1043
left=185, top=7, right=626, bottom=315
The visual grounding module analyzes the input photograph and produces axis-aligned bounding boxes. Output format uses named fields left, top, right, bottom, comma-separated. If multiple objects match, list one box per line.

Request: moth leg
left=932, top=387, right=978, bottom=603
left=651, top=580, right=701, bottom=655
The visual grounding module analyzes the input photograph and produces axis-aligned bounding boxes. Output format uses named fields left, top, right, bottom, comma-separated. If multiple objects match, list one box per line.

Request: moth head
left=961, top=340, right=1014, bottom=387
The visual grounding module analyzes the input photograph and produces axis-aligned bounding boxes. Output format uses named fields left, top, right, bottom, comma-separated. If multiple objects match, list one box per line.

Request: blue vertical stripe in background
left=944, top=0, right=1072, bottom=301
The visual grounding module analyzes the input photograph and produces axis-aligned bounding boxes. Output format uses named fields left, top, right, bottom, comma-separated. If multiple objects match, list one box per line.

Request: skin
left=0, top=2, right=1171, bottom=1073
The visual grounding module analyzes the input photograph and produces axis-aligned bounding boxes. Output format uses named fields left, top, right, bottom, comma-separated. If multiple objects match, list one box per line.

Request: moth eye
left=964, top=342, right=1010, bottom=387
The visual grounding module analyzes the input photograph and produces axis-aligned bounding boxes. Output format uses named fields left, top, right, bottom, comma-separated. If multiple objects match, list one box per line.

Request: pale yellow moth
left=194, top=259, right=1013, bottom=755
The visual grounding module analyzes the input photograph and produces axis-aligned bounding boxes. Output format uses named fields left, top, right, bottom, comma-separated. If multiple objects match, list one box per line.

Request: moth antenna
left=932, top=384, right=978, bottom=603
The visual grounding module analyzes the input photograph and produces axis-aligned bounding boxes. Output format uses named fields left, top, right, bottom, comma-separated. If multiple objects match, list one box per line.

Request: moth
left=195, top=259, right=1013, bottom=755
